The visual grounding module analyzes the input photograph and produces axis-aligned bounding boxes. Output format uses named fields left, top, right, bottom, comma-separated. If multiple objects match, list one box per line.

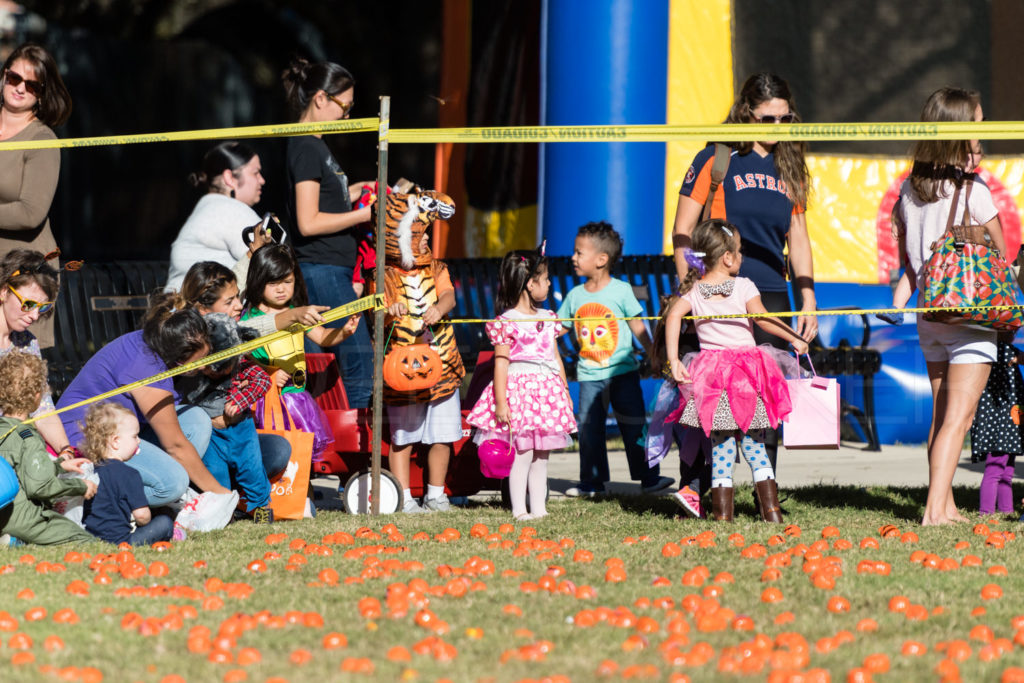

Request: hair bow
left=683, top=248, right=706, bottom=276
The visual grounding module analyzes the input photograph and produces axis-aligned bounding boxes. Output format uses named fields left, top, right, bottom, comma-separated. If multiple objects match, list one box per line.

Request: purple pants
left=979, top=452, right=1016, bottom=515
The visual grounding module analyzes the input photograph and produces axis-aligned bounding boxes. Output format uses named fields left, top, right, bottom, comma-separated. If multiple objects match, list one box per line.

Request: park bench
left=41, top=257, right=882, bottom=451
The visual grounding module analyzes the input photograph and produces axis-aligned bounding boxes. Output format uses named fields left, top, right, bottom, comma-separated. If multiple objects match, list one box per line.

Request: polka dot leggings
left=710, top=429, right=775, bottom=488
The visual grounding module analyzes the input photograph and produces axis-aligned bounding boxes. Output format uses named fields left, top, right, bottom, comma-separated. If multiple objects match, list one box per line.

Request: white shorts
left=386, top=391, right=464, bottom=446
left=917, top=318, right=997, bottom=364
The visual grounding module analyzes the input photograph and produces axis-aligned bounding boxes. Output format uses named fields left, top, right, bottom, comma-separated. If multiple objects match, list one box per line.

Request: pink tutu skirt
left=668, top=346, right=798, bottom=436
left=254, top=390, right=336, bottom=462
left=467, top=364, right=576, bottom=452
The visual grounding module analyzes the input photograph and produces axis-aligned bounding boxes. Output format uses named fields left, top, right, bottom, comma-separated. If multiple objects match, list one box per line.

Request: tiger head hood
left=376, top=188, right=456, bottom=270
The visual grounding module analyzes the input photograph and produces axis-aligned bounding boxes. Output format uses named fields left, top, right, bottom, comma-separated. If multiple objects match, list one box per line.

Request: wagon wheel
left=342, top=468, right=403, bottom=514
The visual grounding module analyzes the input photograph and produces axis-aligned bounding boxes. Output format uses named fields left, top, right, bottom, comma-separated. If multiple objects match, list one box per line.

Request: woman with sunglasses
left=0, top=43, right=72, bottom=351
left=670, top=72, right=817, bottom=485
left=165, top=142, right=267, bottom=293
left=280, top=57, right=374, bottom=410
left=0, top=250, right=81, bottom=463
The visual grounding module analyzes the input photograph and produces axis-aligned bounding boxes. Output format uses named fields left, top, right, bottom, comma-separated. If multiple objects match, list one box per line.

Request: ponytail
left=282, top=56, right=355, bottom=120
left=677, top=266, right=702, bottom=297
left=187, top=141, right=256, bottom=194
left=142, top=291, right=209, bottom=367
left=496, top=248, right=547, bottom=313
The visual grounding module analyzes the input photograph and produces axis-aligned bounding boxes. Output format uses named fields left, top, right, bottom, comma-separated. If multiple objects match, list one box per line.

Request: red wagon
left=304, top=352, right=500, bottom=513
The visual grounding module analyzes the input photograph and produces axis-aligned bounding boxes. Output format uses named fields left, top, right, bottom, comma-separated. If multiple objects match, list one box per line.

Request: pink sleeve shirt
left=683, top=276, right=761, bottom=350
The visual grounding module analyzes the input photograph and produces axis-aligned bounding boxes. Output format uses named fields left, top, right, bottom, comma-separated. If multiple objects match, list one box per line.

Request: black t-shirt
left=284, top=135, right=357, bottom=267
left=82, top=459, right=148, bottom=545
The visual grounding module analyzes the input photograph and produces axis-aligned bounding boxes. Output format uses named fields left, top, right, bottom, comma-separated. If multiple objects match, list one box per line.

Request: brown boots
left=711, top=487, right=734, bottom=521
left=710, top=481, right=783, bottom=523
left=755, top=479, right=784, bottom=523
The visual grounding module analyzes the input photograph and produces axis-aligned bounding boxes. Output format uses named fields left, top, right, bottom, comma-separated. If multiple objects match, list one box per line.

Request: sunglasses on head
left=10, top=249, right=84, bottom=280
left=755, top=113, right=795, bottom=124
left=328, top=94, right=354, bottom=116
left=4, top=69, right=44, bottom=97
left=7, top=285, right=54, bottom=314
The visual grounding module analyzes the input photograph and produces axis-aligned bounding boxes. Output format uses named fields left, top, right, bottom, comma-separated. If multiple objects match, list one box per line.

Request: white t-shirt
left=165, top=193, right=260, bottom=291
left=897, top=177, right=999, bottom=299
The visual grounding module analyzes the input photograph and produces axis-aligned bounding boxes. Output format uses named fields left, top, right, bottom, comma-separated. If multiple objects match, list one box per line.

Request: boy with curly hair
left=0, top=352, right=96, bottom=545
left=557, top=221, right=673, bottom=498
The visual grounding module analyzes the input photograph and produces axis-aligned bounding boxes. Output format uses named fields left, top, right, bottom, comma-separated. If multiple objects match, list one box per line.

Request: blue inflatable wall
left=814, top=283, right=931, bottom=446
left=540, top=0, right=669, bottom=257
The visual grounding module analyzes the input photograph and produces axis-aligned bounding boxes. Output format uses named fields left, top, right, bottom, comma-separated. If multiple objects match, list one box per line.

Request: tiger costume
left=372, top=188, right=465, bottom=406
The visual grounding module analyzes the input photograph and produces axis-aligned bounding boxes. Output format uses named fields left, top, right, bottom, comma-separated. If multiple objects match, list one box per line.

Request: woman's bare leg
left=923, top=360, right=990, bottom=525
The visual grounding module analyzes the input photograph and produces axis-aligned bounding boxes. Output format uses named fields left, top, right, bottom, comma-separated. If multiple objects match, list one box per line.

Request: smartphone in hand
left=242, top=213, right=286, bottom=247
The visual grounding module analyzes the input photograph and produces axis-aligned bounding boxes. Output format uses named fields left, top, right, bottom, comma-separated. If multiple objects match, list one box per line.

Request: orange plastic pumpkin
left=383, top=344, right=442, bottom=391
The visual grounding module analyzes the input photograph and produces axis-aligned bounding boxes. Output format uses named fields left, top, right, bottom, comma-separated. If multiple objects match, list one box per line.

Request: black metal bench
left=44, top=261, right=167, bottom=395
left=445, top=254, right=677, bottom=377
left=41, top=258, right=883, bottom=451
left=809, top=307, right=883, bottom=451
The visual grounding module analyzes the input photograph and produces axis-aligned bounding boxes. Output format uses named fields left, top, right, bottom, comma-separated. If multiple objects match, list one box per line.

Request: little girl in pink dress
left=468, top=248, right=576, bottom=520
left=665, top=219, right=808, bottom=523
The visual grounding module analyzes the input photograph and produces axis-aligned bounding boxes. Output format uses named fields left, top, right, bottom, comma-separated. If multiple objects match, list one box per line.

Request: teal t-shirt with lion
left=557, top=279, right=643, bottom=381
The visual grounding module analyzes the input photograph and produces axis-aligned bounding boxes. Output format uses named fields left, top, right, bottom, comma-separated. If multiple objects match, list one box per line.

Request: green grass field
left=3, top=485, right=1024, bottom=683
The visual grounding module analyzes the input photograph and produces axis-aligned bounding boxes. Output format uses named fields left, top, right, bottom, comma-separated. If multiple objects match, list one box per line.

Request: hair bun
left=284, top=56, right=311, bottom=85
left=187, top=171, right=207, bottom=189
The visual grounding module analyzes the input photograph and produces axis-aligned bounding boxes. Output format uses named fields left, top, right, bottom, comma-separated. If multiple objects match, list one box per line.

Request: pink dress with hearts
left=467, top=309, right=576, bottom=452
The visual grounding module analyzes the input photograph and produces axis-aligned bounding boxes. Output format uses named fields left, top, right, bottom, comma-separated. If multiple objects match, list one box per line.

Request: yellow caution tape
left=2, top=119, right=1021, bottom=152
left=446, top=303, right=1023, bottom=324
left=16, top=294, right=384, bottom=433
left=388, top=121, right=1024, bottom=144
left=0, top=118, right=378, bottom=152
left=7, top=297, right=1014, bottom=443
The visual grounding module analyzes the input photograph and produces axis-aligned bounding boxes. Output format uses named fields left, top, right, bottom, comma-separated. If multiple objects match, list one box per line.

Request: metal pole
left=371, top=96, right=390, bottom=515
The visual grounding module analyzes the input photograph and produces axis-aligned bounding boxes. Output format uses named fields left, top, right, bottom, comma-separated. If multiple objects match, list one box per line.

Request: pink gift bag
left=783, top=357, right=840, bottom=450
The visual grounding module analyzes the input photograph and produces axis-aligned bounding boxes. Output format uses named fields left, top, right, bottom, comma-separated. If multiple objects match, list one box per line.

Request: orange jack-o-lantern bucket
left=383, top=343, right=443, bottom=392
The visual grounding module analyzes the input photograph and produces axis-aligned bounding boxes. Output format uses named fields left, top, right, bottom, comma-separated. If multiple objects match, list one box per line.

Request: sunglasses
left=328, top=94, right=354, bottom=116
left=10, top=249, right=83, bottom=279
left=7, top=285, right=54, bottom=314
left=4, top=69, right=44, bottom=97
left=755, top=113, right=795, bottom=124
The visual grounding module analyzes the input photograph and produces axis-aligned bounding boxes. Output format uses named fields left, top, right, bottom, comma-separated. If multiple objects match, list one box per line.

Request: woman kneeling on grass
left=56, top=294, right=238, bottom=530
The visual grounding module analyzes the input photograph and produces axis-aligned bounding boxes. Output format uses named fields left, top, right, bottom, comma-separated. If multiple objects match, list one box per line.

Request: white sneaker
left=403, top=498, right=426, bottom=514
left=423, top=494, right=450, bottom=512
left=175, top=490, right=239, bottom=532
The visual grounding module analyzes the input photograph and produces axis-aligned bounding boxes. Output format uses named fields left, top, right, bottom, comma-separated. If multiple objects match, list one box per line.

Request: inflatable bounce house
left=433, top=0, right=1024, bottom=445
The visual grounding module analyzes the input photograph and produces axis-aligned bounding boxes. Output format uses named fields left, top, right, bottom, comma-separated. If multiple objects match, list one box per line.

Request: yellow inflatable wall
left=664, top=0, right=1024, bottom=284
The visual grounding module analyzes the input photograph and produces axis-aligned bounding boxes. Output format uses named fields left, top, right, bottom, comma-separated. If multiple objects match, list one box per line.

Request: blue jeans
left=577, top=371, right=660, bottom=488
left=299, top=262, right=373, bottom=409
left=128, top=512, right=173, bottom=545
left=203, top=419, right=271, bottom=511
left=133, top=406, right=212, bottom=506
left=259, top=433, right=291, bottom=479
